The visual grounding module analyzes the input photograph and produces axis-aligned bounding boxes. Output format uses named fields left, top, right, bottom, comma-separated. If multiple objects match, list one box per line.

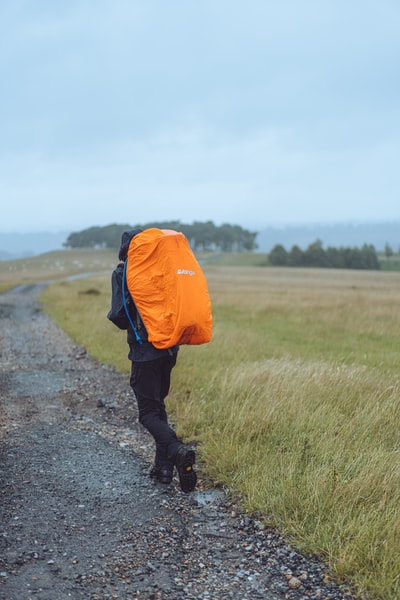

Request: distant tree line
left=64, top=221, right=258, bottom=252
left=268, top=239, right=381, bottom=270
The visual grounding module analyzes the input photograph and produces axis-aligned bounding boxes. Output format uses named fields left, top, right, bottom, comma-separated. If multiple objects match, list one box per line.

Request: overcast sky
left=1, top=0, right=399, bottom=233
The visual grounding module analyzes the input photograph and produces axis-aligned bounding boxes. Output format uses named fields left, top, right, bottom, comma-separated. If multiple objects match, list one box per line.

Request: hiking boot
left=174, top=445, right=197, bottom=493
left=149, top=465, right=174, bottom=484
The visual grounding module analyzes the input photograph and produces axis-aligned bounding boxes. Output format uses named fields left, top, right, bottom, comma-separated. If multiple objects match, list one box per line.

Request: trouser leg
left=154, top=402, right=170, bottom=467
left=130, top=355, right=181, bottom=463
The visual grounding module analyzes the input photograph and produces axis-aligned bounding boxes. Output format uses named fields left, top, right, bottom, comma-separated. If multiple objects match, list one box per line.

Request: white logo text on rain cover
left=177, top=269, right=195, bottom=276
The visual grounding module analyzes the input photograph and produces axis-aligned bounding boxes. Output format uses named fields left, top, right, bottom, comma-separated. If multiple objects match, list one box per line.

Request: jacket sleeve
left=106, top=263, right=130, bottom=330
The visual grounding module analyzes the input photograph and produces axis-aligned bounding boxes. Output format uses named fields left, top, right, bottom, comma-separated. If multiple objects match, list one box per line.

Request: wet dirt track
left=0, top=284, right=360, bottom=600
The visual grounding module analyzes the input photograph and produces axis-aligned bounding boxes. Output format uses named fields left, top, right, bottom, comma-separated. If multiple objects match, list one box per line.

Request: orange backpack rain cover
left=126, top=229, right=212, bottom=349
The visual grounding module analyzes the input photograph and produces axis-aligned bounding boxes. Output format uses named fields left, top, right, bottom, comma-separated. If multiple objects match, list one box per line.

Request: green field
left=2, top=251, right=399, bottom=599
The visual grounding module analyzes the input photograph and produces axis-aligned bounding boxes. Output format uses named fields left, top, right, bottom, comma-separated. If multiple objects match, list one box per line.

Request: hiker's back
left=126, top=228, right=212, bottom=349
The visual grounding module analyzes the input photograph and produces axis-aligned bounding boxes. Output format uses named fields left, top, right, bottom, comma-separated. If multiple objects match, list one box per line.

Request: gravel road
left=0, top=284, right=362, bottom=600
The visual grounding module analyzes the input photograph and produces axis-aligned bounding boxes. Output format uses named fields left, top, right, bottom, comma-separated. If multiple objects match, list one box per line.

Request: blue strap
left=122, top=259, right=143, bottom=345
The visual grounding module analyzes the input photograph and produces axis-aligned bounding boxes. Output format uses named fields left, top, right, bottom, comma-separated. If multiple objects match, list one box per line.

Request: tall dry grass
left=38, top=264, right=400, bottom=599
left=171, top=266, right=400, bottom=599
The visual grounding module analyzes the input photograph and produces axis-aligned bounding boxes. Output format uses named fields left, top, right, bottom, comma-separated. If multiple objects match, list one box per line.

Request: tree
left=384, top=243, right=394, bottom=258
left=268, top=244, right=288, bottom=266
left=288, top=245, right=304, bottom=266
left=303, top=239, right=328, bottom=267
left=216, top=223, right=236, bottom=252
left=63, top=221, right=258, bottom=253
left=360, top=244, right=380, bottom=270
left=266, top=240, right=380, bottom=270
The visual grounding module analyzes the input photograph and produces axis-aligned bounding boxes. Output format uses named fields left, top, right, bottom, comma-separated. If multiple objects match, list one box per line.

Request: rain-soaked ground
left=0, top=284, right=362, bottom=599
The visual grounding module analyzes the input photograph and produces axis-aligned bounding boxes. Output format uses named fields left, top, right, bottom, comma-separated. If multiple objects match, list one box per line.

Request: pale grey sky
left=1, top=0, right=399, bottom=233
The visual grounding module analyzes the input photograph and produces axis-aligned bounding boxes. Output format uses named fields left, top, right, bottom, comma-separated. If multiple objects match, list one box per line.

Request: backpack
left=107, top=229, right=144, bottom=332
left=107, top=262, right=130, bottom=330
left=108, top=228, right=212, bottom=349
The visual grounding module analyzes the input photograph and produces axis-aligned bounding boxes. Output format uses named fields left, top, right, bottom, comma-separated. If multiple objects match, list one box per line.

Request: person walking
left=108, top=229, right=197, bottom=493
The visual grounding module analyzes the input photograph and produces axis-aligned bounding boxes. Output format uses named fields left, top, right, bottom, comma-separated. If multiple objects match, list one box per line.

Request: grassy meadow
left=3, top=251, right=399, bottom=599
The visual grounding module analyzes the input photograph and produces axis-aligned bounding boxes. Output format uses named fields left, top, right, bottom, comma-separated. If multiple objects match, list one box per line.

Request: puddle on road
left=193, top=489, right=225, bottom=506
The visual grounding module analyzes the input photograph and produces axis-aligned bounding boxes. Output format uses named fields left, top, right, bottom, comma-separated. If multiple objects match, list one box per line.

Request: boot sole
left=176, top=449, right=197, bottom=493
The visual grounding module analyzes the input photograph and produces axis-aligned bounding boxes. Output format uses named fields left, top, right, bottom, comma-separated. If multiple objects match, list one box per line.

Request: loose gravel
left=0, top=284, right=364, bottom=600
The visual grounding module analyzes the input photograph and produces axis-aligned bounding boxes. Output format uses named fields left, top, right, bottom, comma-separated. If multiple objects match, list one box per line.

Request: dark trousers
left=129, top=355, right=181, bottom=467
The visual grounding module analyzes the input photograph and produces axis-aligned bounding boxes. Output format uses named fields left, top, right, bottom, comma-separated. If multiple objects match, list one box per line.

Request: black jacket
left=127, top=323, right=179, bottom=362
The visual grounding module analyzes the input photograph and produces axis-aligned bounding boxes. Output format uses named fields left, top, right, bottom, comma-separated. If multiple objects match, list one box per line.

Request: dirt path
left=0, top=284, right=359, bottom=600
